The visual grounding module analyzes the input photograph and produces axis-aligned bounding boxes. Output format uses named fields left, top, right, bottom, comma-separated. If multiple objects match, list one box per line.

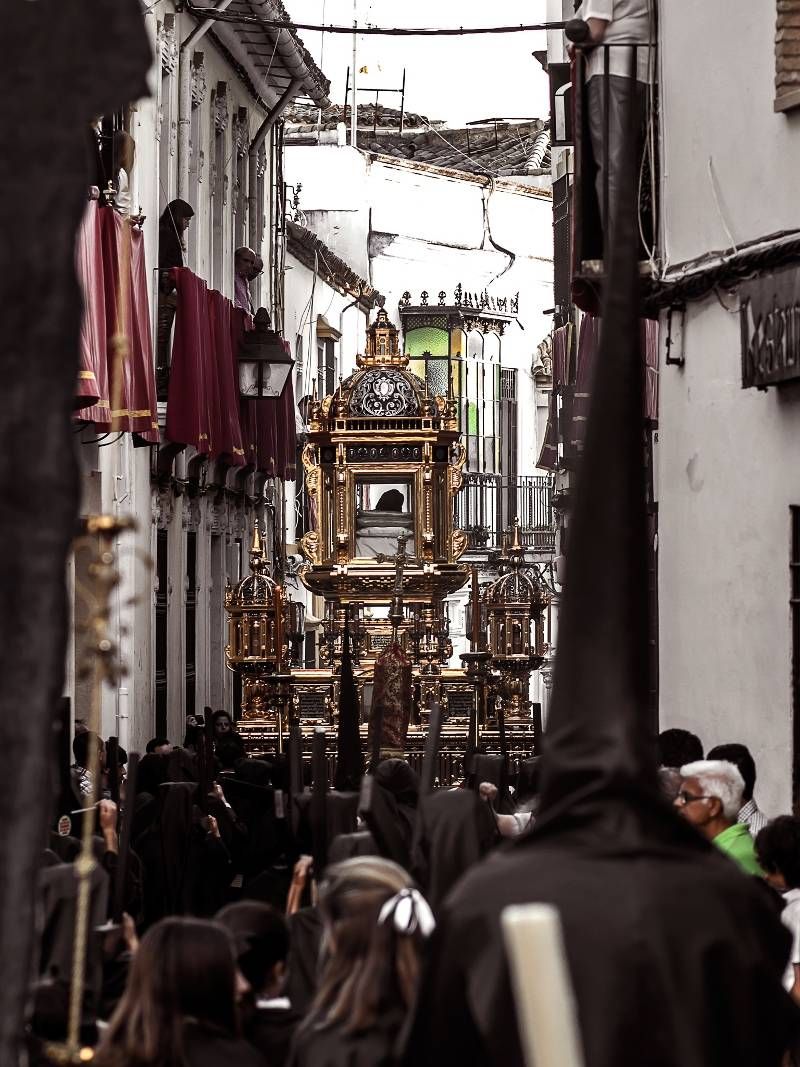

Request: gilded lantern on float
left=225, top=520, right=286, bottom=673
left=484, top=520, right=550, bottom=720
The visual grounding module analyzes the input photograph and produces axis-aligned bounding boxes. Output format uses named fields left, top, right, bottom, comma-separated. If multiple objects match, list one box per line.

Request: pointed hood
left=533, top=82, right=689, bottom=850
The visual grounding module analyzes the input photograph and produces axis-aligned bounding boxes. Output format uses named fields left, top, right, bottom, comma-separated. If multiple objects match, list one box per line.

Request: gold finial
left=510, top=517, right=523, bottom=554
left=249, top=518, right=268, bottom=573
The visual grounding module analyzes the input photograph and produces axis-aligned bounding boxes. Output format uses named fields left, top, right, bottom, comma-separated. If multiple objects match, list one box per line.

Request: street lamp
left=237, top=307, right=295, bottom=399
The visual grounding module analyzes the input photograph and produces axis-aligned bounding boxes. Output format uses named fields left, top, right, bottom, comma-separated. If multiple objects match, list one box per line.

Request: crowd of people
left=27, top=717, right=800, bottom=1066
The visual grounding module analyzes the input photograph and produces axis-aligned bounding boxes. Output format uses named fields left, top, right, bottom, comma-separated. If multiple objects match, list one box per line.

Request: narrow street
left=1, top=2, right=799, bottom=1065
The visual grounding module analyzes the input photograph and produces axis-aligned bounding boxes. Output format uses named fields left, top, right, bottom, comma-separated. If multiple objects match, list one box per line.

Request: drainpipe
left=247, top=77, right=303, bottom=253
left=177, top=0, right=235, bottom=201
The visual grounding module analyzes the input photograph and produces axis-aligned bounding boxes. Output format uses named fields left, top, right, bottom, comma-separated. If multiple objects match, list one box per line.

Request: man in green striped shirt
left=674, top=759, right=763, bottom=876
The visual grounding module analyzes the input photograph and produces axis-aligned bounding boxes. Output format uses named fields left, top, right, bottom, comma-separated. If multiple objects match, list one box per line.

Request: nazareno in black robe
left=401, top=73, right=799, bottom=1067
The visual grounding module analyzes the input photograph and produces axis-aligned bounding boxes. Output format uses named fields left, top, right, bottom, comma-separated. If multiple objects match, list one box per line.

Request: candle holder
left=225, top=519, right=290, bottom=724
left=483, top=519, right=550, bottom=732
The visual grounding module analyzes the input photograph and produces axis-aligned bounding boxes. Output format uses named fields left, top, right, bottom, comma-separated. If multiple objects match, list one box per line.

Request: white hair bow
left=378, top=888, right=436, bottom=938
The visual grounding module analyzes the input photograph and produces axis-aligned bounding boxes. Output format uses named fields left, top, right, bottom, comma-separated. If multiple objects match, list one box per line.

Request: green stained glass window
left=467, top=402, right=478, bottom=435
left=405, top=327, right=449, bottom=357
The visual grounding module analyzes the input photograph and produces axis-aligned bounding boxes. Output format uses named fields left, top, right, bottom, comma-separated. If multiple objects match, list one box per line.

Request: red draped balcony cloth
left=166, top=268, right=245, bottom=464
left=166, top=268, right=297, bottom=474
left=99, top=208, right=159, bottom=442
left=74, top=200, right=110, bottom=423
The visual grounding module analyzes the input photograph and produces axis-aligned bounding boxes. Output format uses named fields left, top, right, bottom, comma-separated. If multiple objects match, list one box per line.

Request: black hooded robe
left=403, top=828, right=795, bottom=1067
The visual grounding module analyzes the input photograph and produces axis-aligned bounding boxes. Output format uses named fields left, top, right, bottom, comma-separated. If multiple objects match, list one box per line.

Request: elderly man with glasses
left=675, top=759, right=763, bottom=876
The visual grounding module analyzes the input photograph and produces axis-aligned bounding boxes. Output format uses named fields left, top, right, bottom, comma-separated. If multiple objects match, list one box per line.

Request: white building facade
left=656, top=2, right=800, bottom=816
left=67, top=2, right=329, bottom=753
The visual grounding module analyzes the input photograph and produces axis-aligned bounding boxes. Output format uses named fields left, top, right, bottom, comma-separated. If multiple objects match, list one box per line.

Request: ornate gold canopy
left=299, top=310, right=467, bottom=580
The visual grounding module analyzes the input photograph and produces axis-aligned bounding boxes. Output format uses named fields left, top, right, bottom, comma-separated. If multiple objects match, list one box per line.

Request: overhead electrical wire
left=182, top=3, right=564, bottom=36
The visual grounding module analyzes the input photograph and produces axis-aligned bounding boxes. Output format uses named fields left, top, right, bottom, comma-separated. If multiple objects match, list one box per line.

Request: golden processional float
left=225, top=311, right=550, bottom=780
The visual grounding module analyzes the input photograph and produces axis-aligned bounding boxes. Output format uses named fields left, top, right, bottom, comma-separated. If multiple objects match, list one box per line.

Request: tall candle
left=501, top=904, right=585, bottom=1067
left=471, top=565, right=480, bottom=650
left=274, top=586, right=284, bottom=672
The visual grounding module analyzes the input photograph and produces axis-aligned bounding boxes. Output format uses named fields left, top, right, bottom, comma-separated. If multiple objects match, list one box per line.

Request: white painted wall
left=657, top=1, right=800, bottom=815
left=658, top=0, right=800, bottom=268
left=657, top=297, right=800, bottom=818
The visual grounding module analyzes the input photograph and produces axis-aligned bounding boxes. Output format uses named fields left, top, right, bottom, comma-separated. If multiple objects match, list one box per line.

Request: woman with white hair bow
left=674, top=759, right=764, bottom=876
left=288, top=856, right=434, bottom=1067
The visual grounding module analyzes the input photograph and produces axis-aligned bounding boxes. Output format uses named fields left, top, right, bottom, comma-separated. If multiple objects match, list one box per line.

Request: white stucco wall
left=657, top=1, right=800, bottom=816
left=657, top=296, right=800, bottom=818
left=659, top=0, right=800, bottom=267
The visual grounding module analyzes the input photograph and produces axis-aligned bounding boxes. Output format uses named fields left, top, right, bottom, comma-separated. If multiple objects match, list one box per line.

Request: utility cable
left=182, top=3, right=563, bottom=36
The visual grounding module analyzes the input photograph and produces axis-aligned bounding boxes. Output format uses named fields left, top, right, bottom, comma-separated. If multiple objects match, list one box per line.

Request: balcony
left=562, top=33, right=659, bottom=314
left=455, top=473, right=555, bottom=554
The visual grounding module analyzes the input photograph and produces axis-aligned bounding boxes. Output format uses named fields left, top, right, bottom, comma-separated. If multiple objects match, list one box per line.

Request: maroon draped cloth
left=167, top=269, right=296, bottom=472
left=98, top=207, right=159, bottom=441
left=166, top=269, right=246, bottom=463
left=74, top=200, right=108, bottom=419
left=166, top=268, right=214, bottom=454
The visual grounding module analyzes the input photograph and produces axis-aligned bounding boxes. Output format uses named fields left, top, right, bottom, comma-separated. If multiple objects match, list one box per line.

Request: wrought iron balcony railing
left=455, top=473, right=554, bottom=553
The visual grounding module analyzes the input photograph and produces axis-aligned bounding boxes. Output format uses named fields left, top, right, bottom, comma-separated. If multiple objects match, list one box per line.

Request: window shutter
left=776, top=0, right=800, bottom=112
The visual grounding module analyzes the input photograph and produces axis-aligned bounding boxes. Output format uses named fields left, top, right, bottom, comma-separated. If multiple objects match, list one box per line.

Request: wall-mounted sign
left=740, top=264, right=800, bottom=389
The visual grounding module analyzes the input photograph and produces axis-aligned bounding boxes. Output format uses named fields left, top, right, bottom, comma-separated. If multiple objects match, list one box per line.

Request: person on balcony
left=234, top=246, right=258, bottom=313
left=158, top=199, right=194, bottom=275
left=572, top=0, right=654, bottom=245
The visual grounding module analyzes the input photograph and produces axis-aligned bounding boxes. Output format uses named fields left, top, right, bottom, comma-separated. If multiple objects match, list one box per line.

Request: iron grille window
left=500, top=367, right=517, bottom=401
left=792, top=507, right=800, bottom=808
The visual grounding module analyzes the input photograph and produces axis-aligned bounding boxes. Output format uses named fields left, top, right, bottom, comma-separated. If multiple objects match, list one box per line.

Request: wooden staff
left=471, top=565, right=481, bottom=650
left=502, top=904, right=585, bottom=1067
left=274, top=585, right=284, bottom=673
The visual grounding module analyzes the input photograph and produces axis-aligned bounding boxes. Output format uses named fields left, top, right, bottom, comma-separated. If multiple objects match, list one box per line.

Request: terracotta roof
left=286, top=220, right=384, bottom=306
left=285, top=103, right=551, bottom=178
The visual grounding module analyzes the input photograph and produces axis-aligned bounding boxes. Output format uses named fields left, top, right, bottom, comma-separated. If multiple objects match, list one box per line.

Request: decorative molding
left=256, top=143, right=267, bottom=179
left=182, top=497, right=201, bottom=532
left=159, top=15, right=177, bottom=75
left=214, top=82, right=229, bottom=133
left=233, top=108, right=249, bottom=158
left=155, top=487, right=173, bottom=531
left=190, top=52, right=207, bottom=106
